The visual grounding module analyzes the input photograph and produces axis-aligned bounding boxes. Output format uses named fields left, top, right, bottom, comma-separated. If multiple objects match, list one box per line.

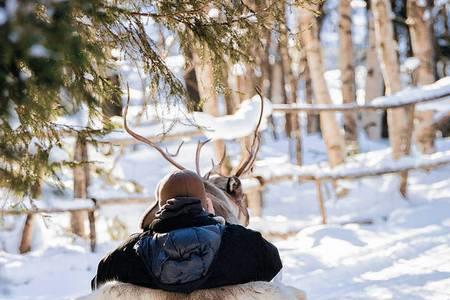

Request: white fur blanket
left=76, top=281, right=306, bottom=300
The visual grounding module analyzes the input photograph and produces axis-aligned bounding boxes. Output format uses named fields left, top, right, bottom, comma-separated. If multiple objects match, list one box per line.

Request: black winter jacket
left=91, top=197, right=282, bottom=293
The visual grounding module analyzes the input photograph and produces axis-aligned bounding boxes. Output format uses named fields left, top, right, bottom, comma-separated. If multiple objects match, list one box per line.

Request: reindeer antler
left=234, top=87, right=264, bottom=177
left=195, top=138, right=211, bottom=176
left=123, top=85, right=186, bottom=170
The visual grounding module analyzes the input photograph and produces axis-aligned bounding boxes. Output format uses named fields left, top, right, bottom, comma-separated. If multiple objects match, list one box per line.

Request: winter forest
left=1, top=0, right=450, bottom=299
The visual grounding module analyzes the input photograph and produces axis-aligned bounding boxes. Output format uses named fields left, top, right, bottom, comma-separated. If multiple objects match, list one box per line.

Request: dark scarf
left=149, top=197, right=218, bottom=233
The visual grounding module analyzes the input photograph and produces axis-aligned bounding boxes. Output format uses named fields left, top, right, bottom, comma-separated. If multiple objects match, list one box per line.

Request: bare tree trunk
left=407, top=0, right=437, bottom=154
left=362, top=10, right=385, bottom=139
left=299, top=5, right=346, bottom=167
left=192, top=48, right=232, bottom=174
left=260, top=29, right=279, bottom=140
left=19, top=214, right=34, bottom=253
left=372, top=0, right=414, bottom=196
left=299, top=47, right=320, bottom=134
left=259, top=29, right=273, bottom=97
left=183, top=48, right=201, bottom=111
left=19, top=168, right=44, bottom=253
left=71, top=135, right=88, bottom=237
left=339, top=0, right=359, bottom=152
left=279, top=9, right=302, bottom=165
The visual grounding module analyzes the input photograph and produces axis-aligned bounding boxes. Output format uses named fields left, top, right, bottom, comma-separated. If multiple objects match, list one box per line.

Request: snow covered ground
left=1, top=132, right=450, bottom=300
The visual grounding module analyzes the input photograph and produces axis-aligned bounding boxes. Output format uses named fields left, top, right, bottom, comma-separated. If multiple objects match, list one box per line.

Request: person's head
left=155, top=169, right=214, bottom=213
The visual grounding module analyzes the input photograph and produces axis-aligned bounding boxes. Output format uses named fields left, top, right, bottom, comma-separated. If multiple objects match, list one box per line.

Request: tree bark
left=299, top=45, right=320, bottom=134
left=339, top=0, right=359, bottom=152
left=19, top=214, right=34, bottom=253
left=362, top=10, right=385, bottom=140
left=192, top=47, right=232, bottom=174
left=298, top=5, right=346, bottom=167
left=71, top=135, right=88, bottom=237
left=407, top=0, right=436, bottom=154
left=260, top=29, right=279, bottom=140
left=279, top=4, right=302, bottom=165
left=183, top=48, right=201, bottom=111
left=372, top=0, right=414, bottom=196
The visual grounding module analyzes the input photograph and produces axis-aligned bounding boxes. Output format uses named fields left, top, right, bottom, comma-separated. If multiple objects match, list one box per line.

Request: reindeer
left=77, top=92, right=306, bottom=300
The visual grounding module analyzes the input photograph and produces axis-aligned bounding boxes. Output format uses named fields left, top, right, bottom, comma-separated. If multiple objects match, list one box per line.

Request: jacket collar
left=149, top=197, right=217, bottom=233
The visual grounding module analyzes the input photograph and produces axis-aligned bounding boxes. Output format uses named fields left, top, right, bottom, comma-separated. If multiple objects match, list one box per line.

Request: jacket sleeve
left=256, top=232, right=283, bottom=281
left=91, top=234, right=141, bottom=290
left=91, top=249, right=118, bottom=290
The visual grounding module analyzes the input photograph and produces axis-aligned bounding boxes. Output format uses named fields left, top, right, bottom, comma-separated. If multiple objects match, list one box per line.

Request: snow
left=2, top=129, right=450, bottom=300
left=164, top=55, right=184, bottom=70
left=371, top=76, right=450, bottom=107
left=29, top=45, right=49, bottom=58
left=100, top=121, right=199, bottom=144
left=192, top=95, right=273, bottom=140
left=54, top=105, right=103, bottom=130
left=3, top=6, right=450, bottom=299
left=3, top=198, right=95, bottom=212
left=231, top=63, right=246, bottom=76
left=27, top=137, right=39, bottom=155
left=403, top=57, right=420, bottom=72
left=254, top=148, right=450, bottom=181
left=83, top=73, right=94, bottom=81
left=208, top=8, right=220, bottom=19
left=7, top=105, right=20, bottom=130
left=273, top=76, right=450, bottom=112
left=0, top=8, right=7, bottom=26
left=48, top=146, right=70, bottom=164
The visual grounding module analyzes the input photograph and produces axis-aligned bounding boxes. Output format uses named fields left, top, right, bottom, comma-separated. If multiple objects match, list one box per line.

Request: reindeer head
left=123, top=88, right=264, bottom=228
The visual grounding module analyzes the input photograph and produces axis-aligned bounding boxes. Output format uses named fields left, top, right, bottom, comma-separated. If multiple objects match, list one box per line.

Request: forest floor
left=1, top=130, right=450, bottom=300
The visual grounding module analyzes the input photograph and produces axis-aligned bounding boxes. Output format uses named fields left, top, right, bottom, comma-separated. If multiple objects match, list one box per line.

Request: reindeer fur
left=76, top=281, right=306, bottom=300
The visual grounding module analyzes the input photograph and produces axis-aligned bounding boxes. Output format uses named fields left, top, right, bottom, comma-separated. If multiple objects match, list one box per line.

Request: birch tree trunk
left=362, top=10, right=384, bottom=140
left=71, top=135, right=89, bottom=237
left=372, top=0, right=414, bottom=196
left=339, top=0, right=359, bottom=152
left=192, top=48, right=231, bottom=174
left=407, top=0, right=436, bottom=154
left=298, top=5, right=346, bottom=167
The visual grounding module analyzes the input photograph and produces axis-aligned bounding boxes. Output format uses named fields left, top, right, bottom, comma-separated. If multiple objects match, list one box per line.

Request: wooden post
left=315, top=180, right=327, bottom=224
left=246, top=189, right=263, bottom=218
left=88, top=210, right=97, bottom=252
left=400, top=103, right=416, bottom=197
left=19, top=214, right=34, bottom=254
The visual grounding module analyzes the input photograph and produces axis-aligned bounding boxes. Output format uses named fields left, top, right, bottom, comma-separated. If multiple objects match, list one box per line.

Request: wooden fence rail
left=2, top=178, right=264, bottom=253
left=256, top=150, right=450, bottom=224
left=272, top=93, right=450, bottom=113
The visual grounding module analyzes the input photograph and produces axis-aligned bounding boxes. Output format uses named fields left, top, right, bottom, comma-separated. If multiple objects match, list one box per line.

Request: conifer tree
left=1, top=0, right=286, bottom=197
